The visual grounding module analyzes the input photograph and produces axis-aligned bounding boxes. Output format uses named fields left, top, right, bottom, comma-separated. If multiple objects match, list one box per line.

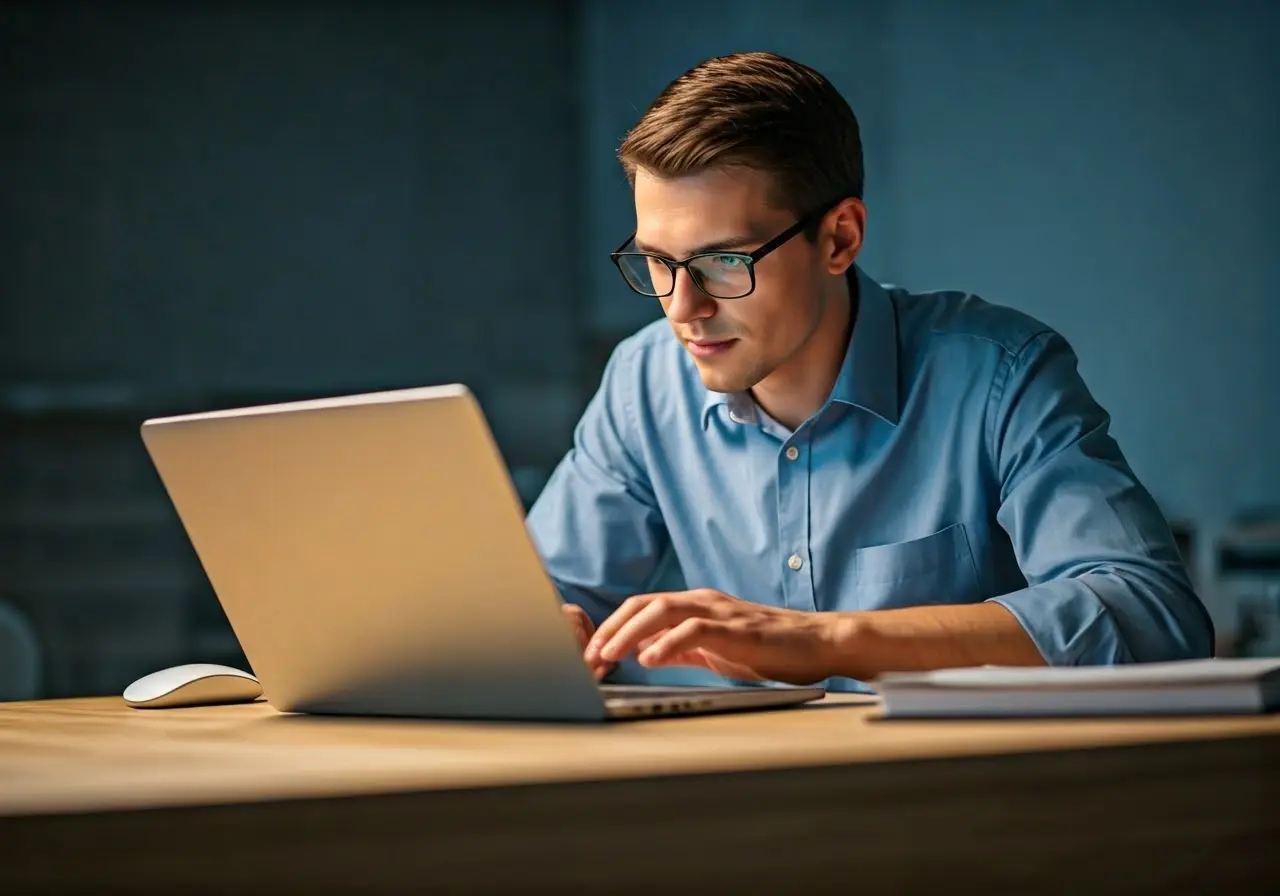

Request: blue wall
left=1, top=2, right=584, bottom=400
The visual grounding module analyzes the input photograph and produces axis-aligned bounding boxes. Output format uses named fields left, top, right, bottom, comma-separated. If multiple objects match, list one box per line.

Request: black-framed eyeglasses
left=609, top=194, right=852, bottom=300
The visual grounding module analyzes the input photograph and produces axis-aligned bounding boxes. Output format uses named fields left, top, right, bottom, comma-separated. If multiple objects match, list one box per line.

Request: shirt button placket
left=777, top=437, right=816, bottom=611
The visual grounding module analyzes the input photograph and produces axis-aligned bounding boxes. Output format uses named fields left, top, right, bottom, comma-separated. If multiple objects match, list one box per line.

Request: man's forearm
left=823, top=601, right=1046, bottom=681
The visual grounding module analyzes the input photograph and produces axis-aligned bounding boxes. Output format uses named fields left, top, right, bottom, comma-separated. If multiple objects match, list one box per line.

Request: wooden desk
left=2, top=695, right=1278, bottom=893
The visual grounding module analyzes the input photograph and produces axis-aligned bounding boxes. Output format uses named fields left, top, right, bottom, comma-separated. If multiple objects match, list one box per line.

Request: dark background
left=2, top=0, right=1277, bottom=699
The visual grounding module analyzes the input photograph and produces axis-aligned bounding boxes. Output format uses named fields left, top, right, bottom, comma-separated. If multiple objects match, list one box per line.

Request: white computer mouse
left=123, top=663, right=263, bottom=709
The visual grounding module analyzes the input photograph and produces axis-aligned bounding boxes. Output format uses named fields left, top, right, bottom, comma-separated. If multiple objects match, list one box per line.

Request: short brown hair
left=618, top=52, right=864, bottom=218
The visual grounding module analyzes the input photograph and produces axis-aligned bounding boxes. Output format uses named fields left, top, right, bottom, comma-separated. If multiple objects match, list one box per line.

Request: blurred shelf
left=1218, top=524, right=1280, bottom=576
left=0, top=507, right=177, bottom=528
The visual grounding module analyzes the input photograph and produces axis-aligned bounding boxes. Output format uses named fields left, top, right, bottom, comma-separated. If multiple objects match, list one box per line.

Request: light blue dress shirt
left=526, top=266, right=1214, bottom=691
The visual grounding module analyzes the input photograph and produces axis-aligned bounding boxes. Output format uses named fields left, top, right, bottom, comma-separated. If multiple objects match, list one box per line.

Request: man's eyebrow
left=632, top=234, right=762, bottom=257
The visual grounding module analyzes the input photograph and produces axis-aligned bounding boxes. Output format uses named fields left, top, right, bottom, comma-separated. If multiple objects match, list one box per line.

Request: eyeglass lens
left=616, top=252, right=754, bottom=299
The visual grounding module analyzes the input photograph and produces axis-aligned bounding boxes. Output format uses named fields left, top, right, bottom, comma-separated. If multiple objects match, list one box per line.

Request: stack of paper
left=873, top=657, right=1280, bottom=718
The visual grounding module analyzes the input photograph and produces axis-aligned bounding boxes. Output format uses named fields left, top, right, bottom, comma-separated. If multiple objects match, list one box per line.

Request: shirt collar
left=701, top=264, right=900, bottom=430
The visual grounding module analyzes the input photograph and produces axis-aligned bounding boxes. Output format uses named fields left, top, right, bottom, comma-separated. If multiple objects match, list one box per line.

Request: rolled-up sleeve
left=525, top=342, right=668, bottom=627
left=986, top=331, right=1214, bottom=665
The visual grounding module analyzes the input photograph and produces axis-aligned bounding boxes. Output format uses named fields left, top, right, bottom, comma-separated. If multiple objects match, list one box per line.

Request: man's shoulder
left=589, top=319, right=700, bottom=425
left=612, top=317, right=677, bottom=355
left=887, top=281, right=1058, bottom=358
left=605, top=318, right=689, bottom=382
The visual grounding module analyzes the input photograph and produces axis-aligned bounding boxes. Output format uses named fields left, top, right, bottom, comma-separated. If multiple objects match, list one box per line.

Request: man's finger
left=560, top=606, right=612, bottom=678
left=638, top=617, right=728, bottom=667
left=635, top=629, right=671, bottom=655
left=645, top=649, right=711, bottom=670
left=598, top=596, right=704, bottom=663
left=585, top=593, right=659, bottom=662
left=561, top=604, right=592, bottom=646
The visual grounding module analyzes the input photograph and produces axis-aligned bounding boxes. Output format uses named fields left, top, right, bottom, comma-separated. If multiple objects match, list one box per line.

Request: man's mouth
left=686, top=338, right=739, bottom=359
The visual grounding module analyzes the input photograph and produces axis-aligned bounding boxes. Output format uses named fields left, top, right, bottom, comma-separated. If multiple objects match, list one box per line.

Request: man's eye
left=714, top=255, right=742, bottom=267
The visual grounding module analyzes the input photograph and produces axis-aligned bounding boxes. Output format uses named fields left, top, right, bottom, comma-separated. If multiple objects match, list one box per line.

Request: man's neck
left=751, top=272, right=858, bottom=431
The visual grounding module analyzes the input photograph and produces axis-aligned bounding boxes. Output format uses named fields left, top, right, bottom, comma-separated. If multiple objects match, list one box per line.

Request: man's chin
left=692, top=363, right=751, bottom=395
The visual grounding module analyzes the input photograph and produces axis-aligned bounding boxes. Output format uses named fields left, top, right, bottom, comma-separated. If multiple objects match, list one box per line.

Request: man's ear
left=823, top=197, right=866, bottom=275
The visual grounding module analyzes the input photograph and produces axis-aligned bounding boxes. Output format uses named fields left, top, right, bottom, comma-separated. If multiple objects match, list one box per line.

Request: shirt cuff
left=988, top=579, right=1133, bottom=666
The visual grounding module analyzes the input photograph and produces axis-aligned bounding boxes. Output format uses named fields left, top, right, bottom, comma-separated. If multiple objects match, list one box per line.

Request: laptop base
left=601, top=684, right=826, bottom=719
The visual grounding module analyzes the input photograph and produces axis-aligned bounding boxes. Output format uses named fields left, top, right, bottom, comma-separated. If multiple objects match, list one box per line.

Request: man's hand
left=583, top=589, right=839, bottom=685
left=562, top=604, right=614, bottom=680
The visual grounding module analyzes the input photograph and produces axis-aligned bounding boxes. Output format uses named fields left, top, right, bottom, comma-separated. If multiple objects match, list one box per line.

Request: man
left=526, top=51, right=1213, bottom=692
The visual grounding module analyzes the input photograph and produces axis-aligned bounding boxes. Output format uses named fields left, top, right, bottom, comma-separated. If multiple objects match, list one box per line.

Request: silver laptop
left=139, top=384, right=825, bottom=721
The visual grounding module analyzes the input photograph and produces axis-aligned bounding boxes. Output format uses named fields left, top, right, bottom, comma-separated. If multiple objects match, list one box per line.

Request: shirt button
left=784, top=446, right=799, bottom=461
left=787, top=553, right=804, bottom=571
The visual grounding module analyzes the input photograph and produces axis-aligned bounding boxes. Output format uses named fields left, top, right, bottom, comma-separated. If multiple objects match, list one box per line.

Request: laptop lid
left=140, top=385, right=610, bottom=721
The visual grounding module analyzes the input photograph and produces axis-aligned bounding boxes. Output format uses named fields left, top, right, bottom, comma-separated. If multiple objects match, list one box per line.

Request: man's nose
left=664, top=268, right=716, bottom=323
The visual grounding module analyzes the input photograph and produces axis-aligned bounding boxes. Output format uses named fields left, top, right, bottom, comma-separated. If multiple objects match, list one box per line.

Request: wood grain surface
left=2, top=694, right=1278, bottom=893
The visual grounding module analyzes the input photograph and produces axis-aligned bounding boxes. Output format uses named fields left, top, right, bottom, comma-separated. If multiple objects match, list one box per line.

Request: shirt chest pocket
left=852, top=522, right=983, bottom=609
